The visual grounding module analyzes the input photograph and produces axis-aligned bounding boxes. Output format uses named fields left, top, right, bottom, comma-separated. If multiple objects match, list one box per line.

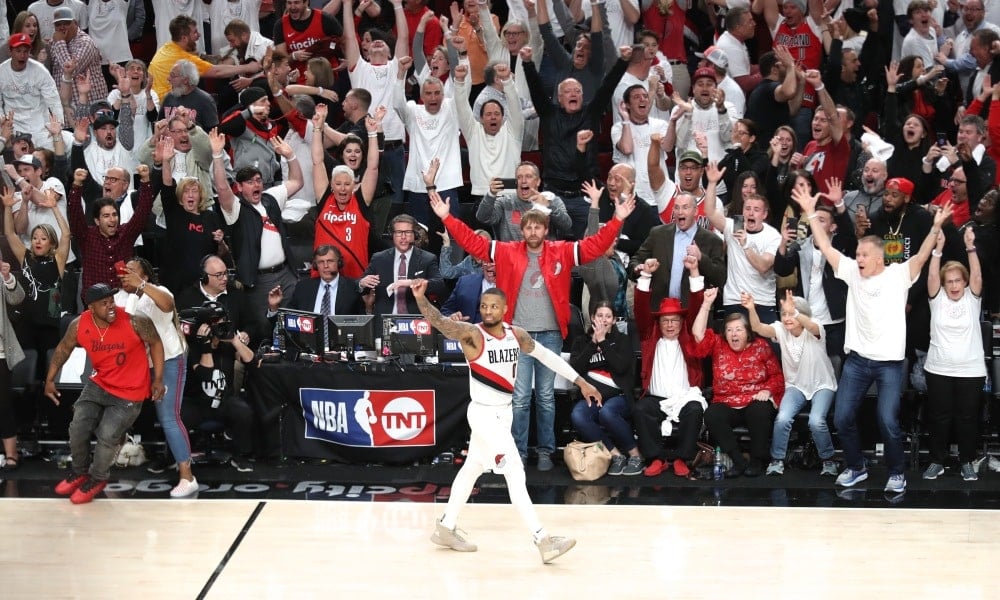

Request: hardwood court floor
left=2, top=499, right=997, bottom=599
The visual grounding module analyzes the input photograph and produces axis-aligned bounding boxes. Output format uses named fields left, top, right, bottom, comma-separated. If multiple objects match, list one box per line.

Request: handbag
left=563, top=440, right=612, bottom=481
left=690, top=441, right=716, bottom=469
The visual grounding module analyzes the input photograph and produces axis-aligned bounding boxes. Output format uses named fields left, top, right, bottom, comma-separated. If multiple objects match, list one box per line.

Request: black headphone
left=199, top=254, right=215, bottom=285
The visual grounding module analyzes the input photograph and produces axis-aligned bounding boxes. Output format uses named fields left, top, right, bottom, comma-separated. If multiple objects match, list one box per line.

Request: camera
left=179, top=301, right=234, bottom=343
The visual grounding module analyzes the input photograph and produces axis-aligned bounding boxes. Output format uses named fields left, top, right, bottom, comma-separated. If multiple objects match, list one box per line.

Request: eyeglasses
left=949, top=177, right=967, bottom=184
left=206, top=270, right=228, bottom=280
left=103, top=175, right=125, bottom=183
left=503, top=30, right=525, bottom=36
left=780, top=311, right=798, bottom=318
left=168, top=128, right=187, bottom=134
left=393, top=230, right=415, bottom=236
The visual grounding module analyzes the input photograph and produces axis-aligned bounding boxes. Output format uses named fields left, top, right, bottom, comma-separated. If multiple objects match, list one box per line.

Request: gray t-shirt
left=512, top=251, right=559, bottom=332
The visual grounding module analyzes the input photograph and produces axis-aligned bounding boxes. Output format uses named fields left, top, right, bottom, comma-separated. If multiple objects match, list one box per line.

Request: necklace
left=888, top=206, right=907, bottom=236
left=91, top=312, right=111, bottom=343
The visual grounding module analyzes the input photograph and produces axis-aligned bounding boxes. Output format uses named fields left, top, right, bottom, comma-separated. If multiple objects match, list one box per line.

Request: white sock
left=532, top=527, right=548, bottom=544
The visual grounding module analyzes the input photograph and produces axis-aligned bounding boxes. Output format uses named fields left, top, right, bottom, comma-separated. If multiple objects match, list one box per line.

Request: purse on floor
left=563, top=440, right=612, bottom=481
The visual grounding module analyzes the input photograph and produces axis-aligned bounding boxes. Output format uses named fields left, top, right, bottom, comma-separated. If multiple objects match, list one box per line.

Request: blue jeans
left=771, top=387, right=835, bottom=461
left=833, top=353, right=906, bottom=475
left=69, top=381, right=143, bottom=481
left=512, top=329, right=562, bottom=458
left=570, top=394, right=636, bottom=453
left=155, top=355, right=191, bottom=463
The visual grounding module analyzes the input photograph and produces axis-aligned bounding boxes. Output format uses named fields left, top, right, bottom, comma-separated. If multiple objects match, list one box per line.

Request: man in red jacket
left=429, top=190, right=635, bottom=470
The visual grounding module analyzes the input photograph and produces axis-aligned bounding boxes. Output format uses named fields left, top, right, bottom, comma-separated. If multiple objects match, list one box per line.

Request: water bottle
left=347, top=333, right=355, bottom=361
left=713, top=446, right=724, bottom=481
left=272, top=320, right=285, bottom=355
left=985, top=373, right=992, bottom=394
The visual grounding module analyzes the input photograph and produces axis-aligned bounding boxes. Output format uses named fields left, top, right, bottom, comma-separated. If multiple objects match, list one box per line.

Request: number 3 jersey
left=468, top=323, right=520, bottom=407
left=77, top=307, right=151, bottom=401
left=315, top=188, right=372, bottom=279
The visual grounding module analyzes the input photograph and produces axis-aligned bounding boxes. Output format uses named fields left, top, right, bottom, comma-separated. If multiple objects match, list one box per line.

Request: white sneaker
left=536, top=535, right=576, bottom=563
left=430, top=520, right=477, bottom=552
left=170, top=477, right=199, bottom=498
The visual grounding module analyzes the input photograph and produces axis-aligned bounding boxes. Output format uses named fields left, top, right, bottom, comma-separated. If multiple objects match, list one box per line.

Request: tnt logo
left=285, top=315, right=315, bottom=333
left=395, top=318, right=431, bottom=335
left=301, top=388, right=436, bottom=447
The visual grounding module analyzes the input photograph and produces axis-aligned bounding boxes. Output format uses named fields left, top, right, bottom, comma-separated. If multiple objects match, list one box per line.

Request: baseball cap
left=693, top=67, right=717, bottom=83
left=85, top=283, right=118, bottom=305
left=93, top=113, right=119, bottom=129
left=53, top=7, right=75, bottom=23
left=14, top=154, right=41, bottom=169
left=678, top=149, right=706, bottom=166
left=885, top=178, right=914, bottom=196
left=695, top=46, right=729, bottom=70
left=8, top=33, right=31, bottom=49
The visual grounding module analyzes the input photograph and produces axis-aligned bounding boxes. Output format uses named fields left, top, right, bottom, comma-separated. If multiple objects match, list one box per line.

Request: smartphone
left=856, top=204, right=867, bottom=219
left=937, top=133, right=948, bottom=147
left=786, top=217, right=799, bottom=232
left=732, top=215, right=745, bottom=232
left=115, top=260, right=128, bottom=276
left=500, top=178, right=517, bottom=190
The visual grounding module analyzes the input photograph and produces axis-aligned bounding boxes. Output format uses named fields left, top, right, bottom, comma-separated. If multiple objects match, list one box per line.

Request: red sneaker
left=643, top=458, right=668, bottom=477
left=673, top=459, right=691, bottom=478
left=70, top=478, right=107, bottom=504
left=55, top=473, right=90, bottom=496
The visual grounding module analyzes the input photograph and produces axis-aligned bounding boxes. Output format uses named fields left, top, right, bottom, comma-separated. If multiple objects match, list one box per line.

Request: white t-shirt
left=217, top=31, right=273, bottom=65
left=208, top=0, right=261, bottom=57
left=925, top=287, right=987, bottom=377
left=88, top=0, right=132, bottom=64
left=29, top=0, right=88, bottom=41
left=610, top=117, right=669, bottom=204
left=221, top=184, right=290, bottom=269
left=806, top=243, right=833, bottom=324
left=718, top=75, right=745, bottom=119
left=715, top=30, right=751, bottom=78
left=395, top=94, right=463, bottom=193
left=722, top=218, right=781, bottom=306
left=772, top=322, right=837, bottom=397
left=837, top=260, right=914, bottom=361
left=350, top=58, right=405, bottom=141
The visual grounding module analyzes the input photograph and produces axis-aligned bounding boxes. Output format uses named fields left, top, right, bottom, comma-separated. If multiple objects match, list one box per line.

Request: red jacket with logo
left=442, top=213, right=623, bottom=338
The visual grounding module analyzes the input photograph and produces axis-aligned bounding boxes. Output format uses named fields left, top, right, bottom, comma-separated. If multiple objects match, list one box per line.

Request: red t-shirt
left=77, top=308, right=151, bottom=401
left=932, top=189, right=970, bottom=227
left=802, top=135, right=850, bottom=195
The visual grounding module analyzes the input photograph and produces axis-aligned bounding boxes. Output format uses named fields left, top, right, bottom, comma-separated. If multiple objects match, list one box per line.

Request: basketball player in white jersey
left=410, top=279, right=601, bottom=564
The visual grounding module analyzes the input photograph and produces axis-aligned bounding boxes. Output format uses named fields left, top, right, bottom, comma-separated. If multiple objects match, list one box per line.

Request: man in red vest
left=44, top=284, right=166, bottom=504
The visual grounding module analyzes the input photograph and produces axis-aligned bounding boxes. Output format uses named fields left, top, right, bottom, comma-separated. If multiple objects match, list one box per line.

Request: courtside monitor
left=438, top=336, right=467, bottom=363
left=382, top=314, right=437, bottom=361
left=280, top=309, right=327, bottom=357
left=329, top=314, right=377, bottom=357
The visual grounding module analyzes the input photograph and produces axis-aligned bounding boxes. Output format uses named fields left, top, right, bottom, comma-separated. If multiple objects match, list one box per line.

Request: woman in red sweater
left=691, top=288, right=784, bottom=478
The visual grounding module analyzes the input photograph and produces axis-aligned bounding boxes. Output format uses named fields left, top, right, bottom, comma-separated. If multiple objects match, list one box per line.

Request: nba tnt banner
left=300, top=389, right=437, bottom=447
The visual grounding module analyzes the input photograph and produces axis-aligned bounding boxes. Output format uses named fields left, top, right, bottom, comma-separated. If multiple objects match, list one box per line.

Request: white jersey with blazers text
left=468, top=322, right=520, bottom=407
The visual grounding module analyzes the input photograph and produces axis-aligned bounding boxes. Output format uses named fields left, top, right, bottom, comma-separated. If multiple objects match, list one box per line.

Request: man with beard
left=46, top=283, right=165, bottom=504
left=137, top=110, right=218, bottom=210
left=653, top=147, right=710, bottom=229
left=159, top=59, right=220, bottom=133
left=476, top=161, right=572, bottom=242
left=50, top=7, right=107, bottom=112
left=69, top=111, right=136, bottom=191
left=413, top=280, right=588, bottom=563
left=430, top=188, right=635, bottom=472
left=67, top=166, right=156, bottom=294
left=273, top=0, right=344, bottom=83
left=149, top=15, right=263, bottom=102
left=217, top=137, right=303, bottom=310
left=456, top=60, right=524, bottom=200
left=216, top=19, right=275, bottom=113
left=630, top=191, right=726, bottom=310
left=704, top=162, right=782, bottom=324
left=666, top=68, right=736, bottom=165
left=843, top=158, right=887, bottom=231
left=929, top=166, right=987, bottom=228
left=0, top=34, right=63, bottom=151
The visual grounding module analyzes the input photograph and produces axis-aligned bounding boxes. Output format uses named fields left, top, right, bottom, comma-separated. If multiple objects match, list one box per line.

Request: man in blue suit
left=440, top=261, right=497, bottom=323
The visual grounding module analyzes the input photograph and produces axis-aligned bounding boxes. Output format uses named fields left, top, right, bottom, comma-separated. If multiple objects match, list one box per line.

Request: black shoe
left=744, top=459, right=763, bottom=478
left=230, top=457, right=254, bottom=472
left=724, top=462, right=746, bottom=478
left=146, top=458, right=178, bottom=474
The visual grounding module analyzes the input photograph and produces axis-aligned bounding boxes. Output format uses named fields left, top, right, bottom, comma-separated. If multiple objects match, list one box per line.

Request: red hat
left=693, top=67, right=717, bottom=83
left=652, top=297, right=686, bottom=316
left=885, top=177, right=914, bottom=196
left=8, top=33, right=31, bottom=49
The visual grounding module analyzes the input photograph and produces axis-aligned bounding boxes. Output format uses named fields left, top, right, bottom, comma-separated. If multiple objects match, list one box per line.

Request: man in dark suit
left=358, top=214, right=446, bottom=319
left=440, top=262, right=496, bottom=323
left=267, top=245, right=364, bottom=315
left=629, top=193, right=727, bottom=311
